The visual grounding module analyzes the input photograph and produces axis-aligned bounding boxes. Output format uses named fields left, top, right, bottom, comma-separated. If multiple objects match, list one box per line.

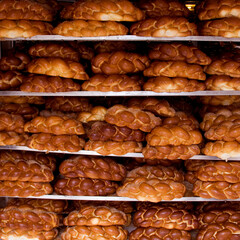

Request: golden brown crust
left=117, top=178, right=186, bottom=202
left=148, top=43, right=211, bottom=65
left=143, top=144, right=200, bottom=160
left=205, top=75, right=240, bottom=90
left=61, top=0, right=144, bottom=22
left=0, top=20, right=53, bottom=38
left=54, top=177, right=118, bottom=196
left=196, top=201, right=240, bottom=213
left=59, top=155, right=126, bottom=181
left=61, top=225, right=128, bottom=240
left=27, top=57, right=89, bottom=80
left=143, top=76, right=206, bottom=92
left=82, top=74, right=141, bottom=92
left=0, top=71, right=24, bottom=90
left=130, top=17, right=198, bottom=37
left=105, top=104, right=161, bottom=132
left=0, top=181, right=53, bottom=197
left=184, top=160, right=207, bottom=172
left=0, top=112, right=24, bottom=133
left=84, top=140, right=143, bottom=155
left=77, top=106, right=107, bottom=123
left=91, top=51, right=150, bottom=75
left=199, top=96, right=240, bottom=106
left=53, top=20, right=128, bottom=37
left=144, top=61, right=206, bottom=80
left=0, top=131, right=28, bottom=146
left=69, top=42, right=94, bottom=61
left=0, top=96, right=45, bottom=105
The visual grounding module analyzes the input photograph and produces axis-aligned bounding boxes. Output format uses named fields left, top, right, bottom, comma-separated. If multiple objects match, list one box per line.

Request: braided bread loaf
left=135, top=158, right=182, bottom=166
left=27, top=57, right=88, bottom=80
left=53, top=20, right=128, bottom=37
left=0, top=96, right=45, bottom=105
left=69, top=42, right=94, bottom=60
left=28, top=42, right=79, bottom=61
left=61, top=0, right=143, bottom=21
left=193, top=180, right=240, bottom=199
left=205, top=75, right=240, bottom=90
left=54, top=177, right=118, bottom=196
left=40, top=110, right=77, bottom=120
left=184, top=160, right=207, bottom=172
left=0, top=131, right=28, bottom=146
left=0, top=112, right=24, bottom=133
left=81, top=74, right=141, bottom=92
left=144, top=61, right=206, bottom=80
left=116, top=178, right=186, bottom=202
left=130, top=17, right=198, bottom=37
left=142, top=144, right=200, bottom=160
left=84, top=140, right=142, bottom=155
left=0, top=205, right=59, bottom=230
left=92, top=51, right=150, bottom=75
left=77, top=106, right=107, bottom=123
left=130, top=227, right=191, bottom=240
left=45, top=97, right=92, bottom=112
left=0, top=20, right=53, bottom=38
left=133, top=206, right=198, bottom=230
left=59, top=156, right=126, bottom=181
left=61, top=226, right=128, bottom=240
left=105, top=104, right=161, bottom=132
left=0, top=181, right=52, bottom=197
left=0, top=71, right=24, bottom=90
left=20, top=75, right=81, bottom=92
left=200, top=17, right=240, bottom=38
left=196, top=201, right=240, bottom=213
left=200, top=96, right=240, bottom=106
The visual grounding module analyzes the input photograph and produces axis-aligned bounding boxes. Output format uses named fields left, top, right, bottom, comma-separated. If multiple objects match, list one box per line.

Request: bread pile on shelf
left=197, top=0, right=240, bottom=37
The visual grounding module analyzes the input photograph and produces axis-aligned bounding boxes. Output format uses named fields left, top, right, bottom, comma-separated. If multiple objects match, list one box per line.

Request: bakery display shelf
left=0, top=90, right=240, bottom=96
left=0, top=35, right=240, bottom=42
left=0, top=145, right=237, bottom=161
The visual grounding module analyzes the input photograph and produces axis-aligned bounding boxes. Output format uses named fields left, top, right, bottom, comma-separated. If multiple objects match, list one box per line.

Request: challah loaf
left=0, top=71, right=24, bottom=90
left=205, top=75, right=240, bottom=90
left=0, top=131, right=28, bottom=146
left=0, top=96, right=45, bottom=104
left=199, top=96, right=240, bottom=106
left=77, top=106, right=107, bottom=123
left=0, top=112, right=24, bottom=133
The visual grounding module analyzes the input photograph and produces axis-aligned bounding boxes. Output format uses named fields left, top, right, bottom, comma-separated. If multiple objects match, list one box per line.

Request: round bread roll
left=0, top=71, right=24, bottom=90
left=0, top=20, right=53, bottom=38
left=53, top=20, right=128, bottom=37
left=61, top=0, right=144, bottom=22
left=205, top=75, right=240, bottom=90
left=130, top=17, right=198, bottom=37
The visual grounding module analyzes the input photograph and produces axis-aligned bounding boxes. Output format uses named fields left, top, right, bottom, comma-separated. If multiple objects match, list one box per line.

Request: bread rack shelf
left=1, top=35, right=240, bottom=42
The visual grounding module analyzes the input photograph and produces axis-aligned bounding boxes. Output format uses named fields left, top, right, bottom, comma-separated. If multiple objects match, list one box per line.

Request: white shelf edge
left=0, top=90, right=240, bottom=96
left=0, top=35, right=240, bottom=42
left=0, top=145, right=240, bottom=161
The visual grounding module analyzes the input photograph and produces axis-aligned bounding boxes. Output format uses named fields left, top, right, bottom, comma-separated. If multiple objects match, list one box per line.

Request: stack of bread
left=0, top=198, right=67, bottom=240
left=53, top=0, right=144, bottom=37
left=61, top=203, right=129, bottom=240
left=197, top=0, right=240, bottom=38
left=0, top=0, right=55, bottom=38
left=130, top=202, right=198, bottom=240
left=130, top=0, right=197, bottom=37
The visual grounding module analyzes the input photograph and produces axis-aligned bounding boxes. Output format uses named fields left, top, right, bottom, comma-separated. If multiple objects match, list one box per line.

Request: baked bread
left=26, top=133, right=85, bottom=152
left=69, top=42, right=95, bottom=61
left=105, top=104, right=161, bottom=132
left=7, top=198, right=68, bottom=213
left=200, top=17, right=240, bottom=38
left=61, top=0, right=144, bottom=22
left=0, top=0, right=56, bottom=21
left=86, top=121, right=145, bottom=142
left=133, top=206, right=198, bottom=230
left=196, top=201, right=240, bottom=213
left=24, top=116, right=85, bottom=135
left=143, top=144, right=200, bottom=160
left=116, top=178, right=186, bottom=202
left=40, top=110, right=77, bottom=120
left=45, top=97, right=92, bottom=112
left=53, top=20, right=128, bottom=37
left=61, top=225, right=128, bottom=240
left=0, top=112, right=24, bottom=133
left=143, top=77, right=206, bottom=92
left=148, top=43, right=211, bottom=65
left=27, top=57, right=89, bottom=80
left=0, top=71, right=24, bottom=90
left=130, top=17, right=198, bottom=37
left=202, top=141, right=240, bottom=160
left=59, top=155, right=126, bottom=181
left=64, top=205, right=128, bottom=226
left=81, top=74, right=141, bottom=91
left=0, top=228, right=58, bottom=240
left=0, top=205, right=59, bottom=230
left=28, top=42, right=79, bottom=61
left=127, top=97, right=175, bottom=117
left=54, top=177, right=118, bottom=196
left=0, top=52, right=30, bottom=71
left=77, top=106, right=107, bottom=123
left=91, top=51, right=150, bottom=75
left=130, top=227, right=191, bottom=240
left=0, top=20, right=53, bottom=38
left=205, top=75, right=240, bottom=90
left=135, top=158, right=182, bottom=166
left=193, top=180, right=240, bottom=199
left=0, top=96, right=45, bottom=105
left=184, top=160, right=208, bottom=172
left=197, top=0, right=240, bottom=20
left=0, top=131, right=28, bottom=146
left=84, top=140, right=143, bottom=155
left=0, top=181, right=52, bottom=197
left=199, top=96, right=240, bottom=106
left=144, top=61, right=206, bottom=80
left=0, top=159, right=53, bottom=182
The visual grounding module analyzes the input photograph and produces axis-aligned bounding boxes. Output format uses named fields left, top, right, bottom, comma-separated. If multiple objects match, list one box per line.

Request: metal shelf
left=0, top=35, right=240, bottom=42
